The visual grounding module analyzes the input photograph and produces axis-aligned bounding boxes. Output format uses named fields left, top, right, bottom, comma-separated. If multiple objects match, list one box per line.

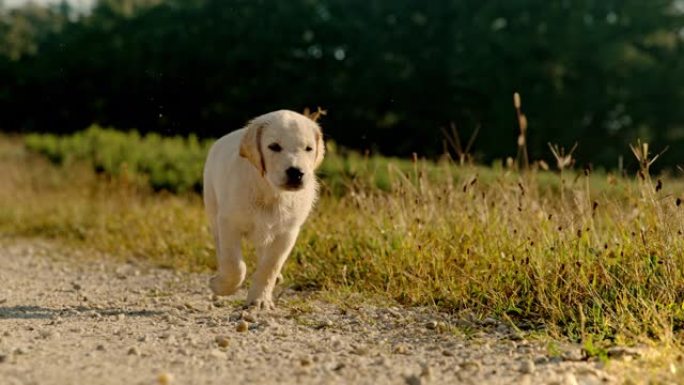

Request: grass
left=4, top=130, right=684, bottom=349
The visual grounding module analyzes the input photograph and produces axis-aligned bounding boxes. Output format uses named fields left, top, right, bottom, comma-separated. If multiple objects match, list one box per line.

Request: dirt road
left=0, top=239, right=624, bottom=385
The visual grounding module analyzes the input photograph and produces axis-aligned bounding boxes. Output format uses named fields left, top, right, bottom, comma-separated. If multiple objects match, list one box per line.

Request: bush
left=25, top=126, right=212, bottom=193
left=23, top=126, right=565, bottom=196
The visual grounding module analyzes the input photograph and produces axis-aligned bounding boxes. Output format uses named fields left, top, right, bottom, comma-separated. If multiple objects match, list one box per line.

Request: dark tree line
left=1, top=0, right=684, bottom=168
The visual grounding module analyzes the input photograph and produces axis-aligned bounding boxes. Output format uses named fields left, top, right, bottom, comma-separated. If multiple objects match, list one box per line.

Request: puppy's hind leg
left=209, top=219, right=246, bottom=296
left=246, top=229, right=299, bottom=310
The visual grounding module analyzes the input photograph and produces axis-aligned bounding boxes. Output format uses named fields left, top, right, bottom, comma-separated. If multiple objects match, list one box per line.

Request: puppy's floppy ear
left=304, top=107, right=326, bottom=169
left=314, top=125, right=325, bottom=169
left=239, top=120, right=266, bottom=176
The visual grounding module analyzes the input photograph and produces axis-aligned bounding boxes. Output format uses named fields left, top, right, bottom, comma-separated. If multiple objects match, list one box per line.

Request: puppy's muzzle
left=284, top=167, right=304, bottom=189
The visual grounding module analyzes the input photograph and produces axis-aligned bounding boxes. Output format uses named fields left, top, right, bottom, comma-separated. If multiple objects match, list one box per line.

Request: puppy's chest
left=244, top=197, right=307, bottom=238
left=257, top=203, right=297, bottom=227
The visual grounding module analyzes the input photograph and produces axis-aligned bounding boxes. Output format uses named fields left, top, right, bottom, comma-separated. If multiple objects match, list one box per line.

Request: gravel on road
left=0, top=240, right=628, bottom=385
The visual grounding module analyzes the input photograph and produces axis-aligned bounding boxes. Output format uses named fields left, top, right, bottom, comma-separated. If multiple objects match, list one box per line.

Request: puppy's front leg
left=209, top=219, right=246, bottom=296
left=246, top=230, right=299, bottom=310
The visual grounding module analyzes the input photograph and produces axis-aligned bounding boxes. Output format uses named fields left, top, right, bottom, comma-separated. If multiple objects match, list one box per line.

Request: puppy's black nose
left=286, top=167, right=304, bottom=184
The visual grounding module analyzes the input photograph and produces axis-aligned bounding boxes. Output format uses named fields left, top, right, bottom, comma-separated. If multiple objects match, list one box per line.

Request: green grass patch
left=5, top=130, right=684, bottom=345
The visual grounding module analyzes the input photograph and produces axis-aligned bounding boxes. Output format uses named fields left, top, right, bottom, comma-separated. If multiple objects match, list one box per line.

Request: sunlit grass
left=1, top=136, right=213, bottom=270
left=3, top=133, right=684, bottom=346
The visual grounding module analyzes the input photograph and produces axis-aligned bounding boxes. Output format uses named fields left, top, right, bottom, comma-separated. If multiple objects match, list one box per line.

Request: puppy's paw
left=245, top=296, right=275, bottom=311
left=209, top=274, right=242, bottom=296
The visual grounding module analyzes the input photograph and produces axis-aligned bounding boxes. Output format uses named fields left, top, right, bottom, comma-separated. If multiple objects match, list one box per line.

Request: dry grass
left=0, top=136, right=213, bottom=270
left=3, top=134, right=684, bottom=347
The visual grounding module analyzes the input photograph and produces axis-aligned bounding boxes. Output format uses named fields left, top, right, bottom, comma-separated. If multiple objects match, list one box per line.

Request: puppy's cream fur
left=203, top=110, right=324, bottom=309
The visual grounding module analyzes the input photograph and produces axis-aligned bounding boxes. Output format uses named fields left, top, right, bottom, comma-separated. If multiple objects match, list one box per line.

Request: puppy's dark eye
left=268, top=143, right=282, bottom=152
left=305, top=146, right=313, bottom=152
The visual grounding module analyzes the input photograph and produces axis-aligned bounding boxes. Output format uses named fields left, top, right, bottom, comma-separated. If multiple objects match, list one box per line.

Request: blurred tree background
left=1, top=0, right=684, bottom=168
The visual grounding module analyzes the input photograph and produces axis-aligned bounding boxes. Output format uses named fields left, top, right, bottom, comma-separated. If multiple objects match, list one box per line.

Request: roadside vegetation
left=4, top=128, right=684, bottom=348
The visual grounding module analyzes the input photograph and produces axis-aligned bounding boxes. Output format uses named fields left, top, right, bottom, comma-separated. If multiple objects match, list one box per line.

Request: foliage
left=25, top=126, right=211, bottom=193
left=6, top=133, right=684, bottom=344
left=0, top=2, right=68, bottom=60
left=1, top=0, right=684, bottom=169
left=24, top=126, right=479, bottom=194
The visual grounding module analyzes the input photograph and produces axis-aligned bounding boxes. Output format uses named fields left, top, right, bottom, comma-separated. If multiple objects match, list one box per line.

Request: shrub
left=25, top=126, right=212, bottom=193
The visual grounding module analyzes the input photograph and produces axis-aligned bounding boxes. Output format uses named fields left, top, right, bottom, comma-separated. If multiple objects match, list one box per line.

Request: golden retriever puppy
left=203, top=110, right=324, bottom=309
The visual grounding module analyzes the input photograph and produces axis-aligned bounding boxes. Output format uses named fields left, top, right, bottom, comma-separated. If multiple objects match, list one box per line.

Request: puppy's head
left=240, top=110, right=324, bottom=191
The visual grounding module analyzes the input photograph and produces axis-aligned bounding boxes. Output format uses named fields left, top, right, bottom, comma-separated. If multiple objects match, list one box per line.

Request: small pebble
left=236, top=321, right=249, bottom=333
left=175, top=348, right=189, bottom=356
left=394, top=344, right=409, bottom=355
left=459, top=361, right=481, bottom=372
left=510, top=333, right=525, bottom=341
left=351, top=345, right=369, bottom=355
left=534, top=356, right=550, bottom=365
left=127, top=347, right=140, bottom=356
left=300, top=357, right=312, bottom=366
left=215, top=336, right=230, bottom=348
left=606, top=346, right=642, bottom=360
left=209, top=349, right=226, bottom=359
left=243, top=313, right=257, bottom=323
left=442, top=350, right=454, bottom=357
left=318, top=319, right=333, bottom=329
left=96, top=344, right=106, bottom=351
left=575, top=367, right=601, bottom=377
left=157, top=372, right=174, bottom=385
left=519, top=359, right=535, bottom=374
left=562, top=373, right=579, bottom=385
left=425, top=321, right=438, bottom=330
left=482, top=317, right=498, bottom=326
left=561, top=348, right=583, bottom=361
left=117, top=313, right=125, bottom=321
left=517, top=374, right=533, bottom=385
left=39, top=330, right=55, bottom=339
left=330, top=338, right=343, bottom=350
left=420, top=363, right=432, bottom=379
